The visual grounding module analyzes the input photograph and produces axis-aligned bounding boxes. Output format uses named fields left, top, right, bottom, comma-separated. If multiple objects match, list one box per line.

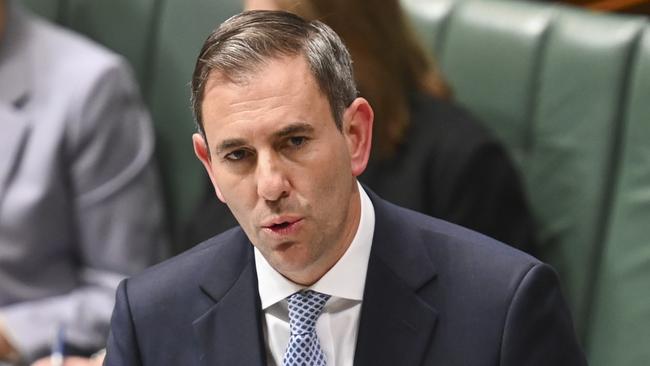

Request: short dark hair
left=190, top=10, right=358, bottom=135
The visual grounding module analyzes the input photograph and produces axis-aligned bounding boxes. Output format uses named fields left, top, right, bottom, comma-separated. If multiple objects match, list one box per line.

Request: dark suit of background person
left=105, top=10, right=584, bottom=366
left=0, top=0, right=167, bottom=362
left=184, top=0, right=537, bottom=256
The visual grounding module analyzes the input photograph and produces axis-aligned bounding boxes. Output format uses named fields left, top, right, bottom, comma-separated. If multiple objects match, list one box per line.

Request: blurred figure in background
left=186, top=0, right=537, bottom=254
left=31, top=354, right=102, bottom=366
left=0, top=0, right=167, bottom=364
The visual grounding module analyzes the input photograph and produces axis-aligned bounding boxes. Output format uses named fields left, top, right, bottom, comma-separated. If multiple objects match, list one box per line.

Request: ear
left=192, top=133, right=226, bottom=202
left=342, top=97, right=373, bottom=177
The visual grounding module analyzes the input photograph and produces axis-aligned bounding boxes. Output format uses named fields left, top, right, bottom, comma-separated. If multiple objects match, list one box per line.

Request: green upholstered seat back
left=409, top=0, right=553, bottom=164
left=60, top=0, right=160, bottom=88
left=525, top=5, right=643, bottom=338
left=587, top=25, right=650, bottom=366
left=144, top=0, right=241, bottom=240
left=404, top=1, right=649, bottom=364
left=20, top=0, right=59, bottom=20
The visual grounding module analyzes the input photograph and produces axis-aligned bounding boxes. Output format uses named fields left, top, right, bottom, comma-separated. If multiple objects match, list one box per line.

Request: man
left=0, top=0, right=167, bottom=363
left=105, top=10, right=586, bottom=365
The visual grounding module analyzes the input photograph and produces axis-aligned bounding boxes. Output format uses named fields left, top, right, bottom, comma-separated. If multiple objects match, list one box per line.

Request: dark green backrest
left=403, top=0, right=649, bottom=364
left=587, top=26, right=650, bottom=366
left=22, top=0, right=650, bottom=364
left=144, top=0, right=241, bottom=234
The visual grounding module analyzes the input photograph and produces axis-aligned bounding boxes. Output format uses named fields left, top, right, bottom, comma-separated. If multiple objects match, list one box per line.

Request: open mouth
left=271, top=222, right=292, bottom=230
left=263, top=218, right=302, bottom=235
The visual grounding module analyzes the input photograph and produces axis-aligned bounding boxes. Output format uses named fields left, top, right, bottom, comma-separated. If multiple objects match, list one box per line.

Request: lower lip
left=262, top=219, right=303, bottom=237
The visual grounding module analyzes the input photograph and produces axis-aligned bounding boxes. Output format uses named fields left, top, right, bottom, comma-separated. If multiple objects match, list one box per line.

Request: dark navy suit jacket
left=105, top=192, right=586, bottom=365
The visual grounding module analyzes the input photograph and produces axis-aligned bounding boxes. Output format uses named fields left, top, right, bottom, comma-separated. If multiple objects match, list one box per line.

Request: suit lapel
left=0, top=2, right=33, bottom=206
left=354, top=192, right=439, bottom=366
left=189, top=192, right=440, bottom=365
left=192, top=234, right=266, bottom=366
left=0, top=106, right=30, bottom=206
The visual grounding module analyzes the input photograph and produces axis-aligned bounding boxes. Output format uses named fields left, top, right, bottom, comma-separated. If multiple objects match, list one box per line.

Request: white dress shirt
left=255, top=182, right=375, bottom=366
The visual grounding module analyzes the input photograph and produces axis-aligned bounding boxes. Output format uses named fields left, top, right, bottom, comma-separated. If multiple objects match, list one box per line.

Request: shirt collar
left=255, top=182, right=375, bottom=309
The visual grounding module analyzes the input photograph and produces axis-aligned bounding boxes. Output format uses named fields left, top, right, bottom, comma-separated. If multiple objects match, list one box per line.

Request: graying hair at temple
left=190, top=10, right=358, bottom=135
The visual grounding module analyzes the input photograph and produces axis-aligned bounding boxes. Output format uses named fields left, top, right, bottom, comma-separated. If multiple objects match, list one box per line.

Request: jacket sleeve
left=500, top=263, right=587, bottom=365
left=105, top=279, right=143, bottom=366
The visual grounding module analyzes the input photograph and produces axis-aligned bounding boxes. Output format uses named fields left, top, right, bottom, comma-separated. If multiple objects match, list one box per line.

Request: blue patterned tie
left=283, top=290, right=331, bottom=366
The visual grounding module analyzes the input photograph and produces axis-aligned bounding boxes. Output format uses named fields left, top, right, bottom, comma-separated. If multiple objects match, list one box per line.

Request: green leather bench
left=21, top=0, right=650, bottom=364
left=402, top=1, right=650, bottom=365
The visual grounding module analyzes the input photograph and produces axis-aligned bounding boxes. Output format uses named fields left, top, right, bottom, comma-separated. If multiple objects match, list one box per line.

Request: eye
left=224, top=149, right=251, bottom=161
left=288, top=136, right=307, bottom=148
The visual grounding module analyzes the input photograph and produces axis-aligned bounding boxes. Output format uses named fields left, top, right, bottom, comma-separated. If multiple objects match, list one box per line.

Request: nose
left=256, top=153, right=290, bottom=202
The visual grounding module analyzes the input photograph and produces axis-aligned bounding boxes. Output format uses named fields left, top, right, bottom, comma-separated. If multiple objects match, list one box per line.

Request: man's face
left=193, top=55, right=372, bottom=285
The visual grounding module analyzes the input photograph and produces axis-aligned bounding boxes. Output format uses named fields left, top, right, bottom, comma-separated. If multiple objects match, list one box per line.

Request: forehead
left=200, top=55, right=330, bottom=134
left=204, top=54, right=313, bottom=100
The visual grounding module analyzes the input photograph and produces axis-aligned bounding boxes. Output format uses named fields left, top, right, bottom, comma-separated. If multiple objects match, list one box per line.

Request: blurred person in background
left=31, top=354, right=102, bottom=366
left=186, top=0, right=538, bottom=254
left=0, top=0, right=167, bottom=364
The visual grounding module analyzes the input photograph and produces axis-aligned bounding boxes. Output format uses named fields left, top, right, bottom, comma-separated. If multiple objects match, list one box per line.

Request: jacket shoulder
left=124, top=227, right=251, bottom=310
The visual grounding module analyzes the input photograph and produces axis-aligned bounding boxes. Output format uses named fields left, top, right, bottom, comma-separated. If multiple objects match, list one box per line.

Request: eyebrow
left=215, top=138, right=247, bottom=155
left=274, top=122, right=315, bottom=139
left=214, top=122, right=315, bottom=155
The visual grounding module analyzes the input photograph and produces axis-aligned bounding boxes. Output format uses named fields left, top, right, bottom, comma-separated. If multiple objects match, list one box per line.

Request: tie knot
left=287, top=290, right=330, bottom=335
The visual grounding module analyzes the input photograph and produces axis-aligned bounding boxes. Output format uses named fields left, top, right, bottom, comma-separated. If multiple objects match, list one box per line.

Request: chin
left=271, top=251, right=312, bottom=271
left=270, top=251, right=318, bottom=277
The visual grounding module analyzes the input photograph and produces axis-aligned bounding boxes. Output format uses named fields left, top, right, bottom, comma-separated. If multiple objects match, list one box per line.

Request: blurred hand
left=0, top=330, right=19, bottom=363
left=32, top=354, right=104, bottom=366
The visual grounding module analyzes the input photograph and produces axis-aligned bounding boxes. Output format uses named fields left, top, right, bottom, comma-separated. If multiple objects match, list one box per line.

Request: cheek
left=303, top=145, right=354, bottom=207
left=212, top=170, right=255, bottom=212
